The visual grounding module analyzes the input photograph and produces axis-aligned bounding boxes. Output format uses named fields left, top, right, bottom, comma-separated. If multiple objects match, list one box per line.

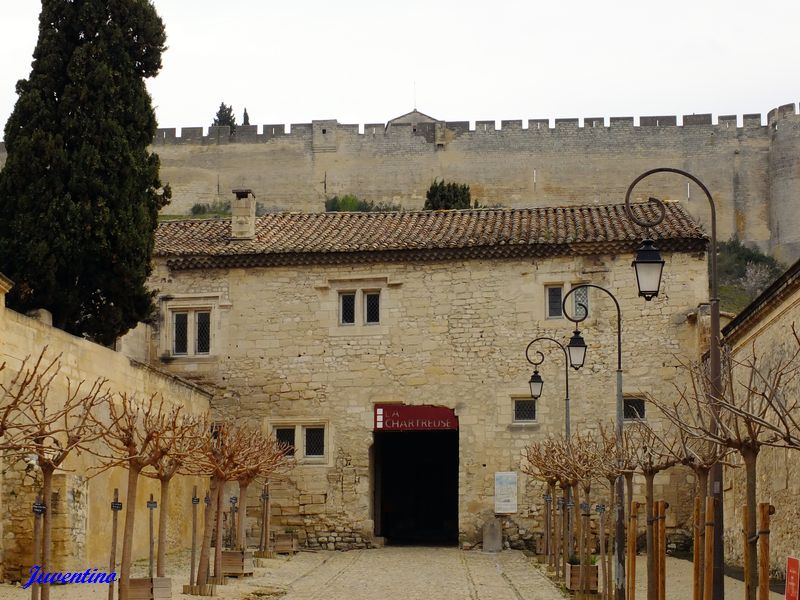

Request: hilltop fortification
left=2, top=102, right=800, bottom=262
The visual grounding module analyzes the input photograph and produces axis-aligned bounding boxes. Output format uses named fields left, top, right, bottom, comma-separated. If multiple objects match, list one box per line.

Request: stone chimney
left=230, top=188, right=256, bottom=240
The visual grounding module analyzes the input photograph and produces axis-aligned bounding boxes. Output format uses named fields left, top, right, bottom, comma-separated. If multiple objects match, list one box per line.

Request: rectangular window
left=195, top=311, right=211, bottom=354
left=304, top=427, right=325, bottom=457
left=173, top=312, right=188, bottom=355
left=275, top=427, right=296, bottom=456
left=340, top=292, right=356, bottom=325
left=546, top=286, right=563, bottom=319
left=514, top=399, right=537, bottom=422
left=573, top=286, right=589, bottom=319
left=624, top=398, right=646, bottom=420
left=365, top=292, right=380, bottom=324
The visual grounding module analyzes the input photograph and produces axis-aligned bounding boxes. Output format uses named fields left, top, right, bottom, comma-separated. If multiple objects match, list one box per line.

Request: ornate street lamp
left=624, top=167, right=724, bottom=599
left=528, top=369, right=544, bottom=399
left=632, top=237, right=666, bottom=300
left=562, top=284, right=625, bottom=600
left=566, top=328, right=587, bottom=370
left=524, top=336, right=571, bottom=436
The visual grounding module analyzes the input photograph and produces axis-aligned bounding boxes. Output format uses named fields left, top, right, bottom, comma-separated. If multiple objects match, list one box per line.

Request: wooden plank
left=703, top=497, right=715, bottom=600
left=758, top=503, right=773, bottom=600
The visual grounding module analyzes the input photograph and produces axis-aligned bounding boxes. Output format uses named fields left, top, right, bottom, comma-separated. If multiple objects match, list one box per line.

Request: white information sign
left=494, top=471, right=518, bottom=514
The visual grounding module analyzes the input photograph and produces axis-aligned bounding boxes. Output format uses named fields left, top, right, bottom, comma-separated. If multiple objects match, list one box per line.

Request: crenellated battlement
left=147, top=102, right=799, bottom=147
left=2, top=101, right=800, bottom=263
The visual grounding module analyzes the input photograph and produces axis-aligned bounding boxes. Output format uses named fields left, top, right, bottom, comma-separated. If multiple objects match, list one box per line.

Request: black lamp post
left=562, top=284, right=625, bottom=600
left=524, top=336, right=572, bottom=437
left=624, top=167, right=724, bottom=599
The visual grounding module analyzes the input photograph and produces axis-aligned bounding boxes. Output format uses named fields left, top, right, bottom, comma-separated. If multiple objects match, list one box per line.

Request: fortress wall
left=768, top=103, right=800, bottom=263
left=2, top=104, right=799, bottom=258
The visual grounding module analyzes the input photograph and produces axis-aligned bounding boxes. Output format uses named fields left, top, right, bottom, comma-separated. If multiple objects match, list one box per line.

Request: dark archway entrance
left=372, top=405, right=459, bottom=545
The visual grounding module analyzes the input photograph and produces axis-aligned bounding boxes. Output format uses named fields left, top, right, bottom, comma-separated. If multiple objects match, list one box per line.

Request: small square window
left=546, top=286, right=563, bottom=319
left=573, top=286, right=589, bottom=319
left=304, top=427, right=325, bottom=457
left=173, top=312, right=188, bottom=355
left=340, top=292, right=356, bottom=325
left=275, top=427, right=296, bottom=456
left=514, top=399, right=537, bottom=422
left=365, top=292, right=380, bottom=324
left=624, top=398, right=646, bottom=420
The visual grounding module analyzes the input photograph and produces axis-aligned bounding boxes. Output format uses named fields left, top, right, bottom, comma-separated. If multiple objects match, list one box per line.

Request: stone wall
left=0, top=285, right=212, bottom=582
left=144, top=247, right=709, bottom=548
left=723, top=283, right=800, bottom=577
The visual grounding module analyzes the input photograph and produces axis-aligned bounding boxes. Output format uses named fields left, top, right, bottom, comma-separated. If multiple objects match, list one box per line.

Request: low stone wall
left=0, top=282, right=212, bottom=581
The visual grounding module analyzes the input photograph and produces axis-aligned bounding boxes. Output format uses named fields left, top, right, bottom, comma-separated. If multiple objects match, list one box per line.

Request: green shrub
left=424, top=179, right=471, bottom=210
left=325, top=195, right=401, bottom=212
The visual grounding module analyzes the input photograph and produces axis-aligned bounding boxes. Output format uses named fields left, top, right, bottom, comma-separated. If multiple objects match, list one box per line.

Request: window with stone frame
left=339, top=292, right=356, bottom=325
left=546, top=285, right=563, bottom=319
left=572, top=285, right=589, bottom=319
left=171, top=309, right=211, bottom=356
left=271, top=424, right=327, bottom=462
left=364, top=291, right=381, bottom=324
left=275, top=427, right=296, bottom=456
left=513, top=398, right=537, bottom=423
left=623, top=397, right=646, bottom=421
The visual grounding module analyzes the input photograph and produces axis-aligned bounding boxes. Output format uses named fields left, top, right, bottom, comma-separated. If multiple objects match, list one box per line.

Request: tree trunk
left=40, top=466, right=54, bottom=600
left=695, top=467, right=709, bottom=596
left=645, top=471, right=656, bottom=600
left=196, top=478, right=220, bottom=586
left=625, top=472, right=634, bottom=526
left=214, top=482, right=224, bottom=577
left=580, top=485, right=591, bottom=594
left=157, top=477, right=171, bottom=577
left=743, top=449, right=759, bottom=600
left=238, top=480, right=249, bottom=551
left=119, top=465, right=141, bottom=600
left=572, top=483, right=580, bottom=561
left=562, top=486, right=569, bottom=580
left=607, top=478, right=616, bottom=600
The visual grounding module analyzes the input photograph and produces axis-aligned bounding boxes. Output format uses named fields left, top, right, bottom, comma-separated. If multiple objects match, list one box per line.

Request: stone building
left=139, top=198, right=710, bottom=548
left=720, top=257, right=800, bottom=575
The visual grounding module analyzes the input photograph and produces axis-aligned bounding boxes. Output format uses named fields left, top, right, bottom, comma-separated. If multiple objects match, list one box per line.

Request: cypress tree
left=0, top=0, right=171, bottom=346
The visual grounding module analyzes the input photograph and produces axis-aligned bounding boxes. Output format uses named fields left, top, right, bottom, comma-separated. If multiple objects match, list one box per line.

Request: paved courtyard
left=269, top=547, right=564, bottom=600
left=0, top=547, right=784, bottom=600
left=0, top=547, right=565, bottom=600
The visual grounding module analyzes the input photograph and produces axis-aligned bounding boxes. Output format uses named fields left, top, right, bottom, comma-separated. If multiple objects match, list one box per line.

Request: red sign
left=788, top=557, right=799, bottom=600
left=374, top=404, right=458, bottom=431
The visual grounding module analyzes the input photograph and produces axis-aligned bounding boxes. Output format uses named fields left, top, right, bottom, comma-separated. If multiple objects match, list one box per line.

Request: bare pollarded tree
left=654, top=325, right=800, bottom=600
left=561, top=431, right=603, bottom=595
left=1, top=349, right=110, bottom=600
left=193, top=421, right=293, bottom=586
left=90, top=394, right=186, bottom=600
left=649, top=386, right=733, bottom=596
left=142, top=414, right=203, bottom=577
left=523, top=437, right=564, bottom=569
left=624, top=421, right=682, bottom=600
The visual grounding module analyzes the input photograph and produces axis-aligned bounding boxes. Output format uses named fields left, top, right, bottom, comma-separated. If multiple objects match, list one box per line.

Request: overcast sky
left=1, top=0, right=799, bottom=132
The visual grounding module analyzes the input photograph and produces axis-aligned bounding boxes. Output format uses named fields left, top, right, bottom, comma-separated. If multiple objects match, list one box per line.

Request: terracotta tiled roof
left=155, top=202, right=707, bottom=270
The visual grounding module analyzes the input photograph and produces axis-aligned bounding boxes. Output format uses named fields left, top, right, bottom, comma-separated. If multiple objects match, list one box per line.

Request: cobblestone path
left=269, top=547, right=565, bottom=600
